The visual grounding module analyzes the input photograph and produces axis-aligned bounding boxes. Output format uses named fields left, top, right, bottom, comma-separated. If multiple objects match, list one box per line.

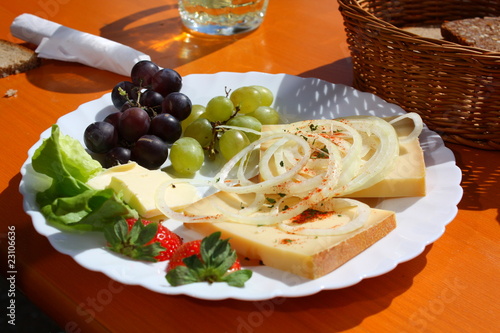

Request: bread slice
left=0, top=40, right=41, bottom=77
left=402, top=25, right=443, bottom=40
left=441, top=17, right=500, bottom=52
left=183, top=191, right=396, bottom=279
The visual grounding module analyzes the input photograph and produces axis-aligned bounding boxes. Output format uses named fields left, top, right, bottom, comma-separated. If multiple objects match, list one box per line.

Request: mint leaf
left=132, top=243, right=164, bottom=262
left=105, top=219, right=164, bottom=262
left=166, top=266, right=200, bottom=286
left=223, top=270, right=253, bottom=287
left=113, top=219, right=129, bottom=240
left=183, top=254, right=204, bottom=271
left=136, top=221, right=159, bottom=246
left=166, top=232, right=253, bottom=287
left=200, top=231, right=222, bottom=265
left=215, top=249, right=237, bottom=274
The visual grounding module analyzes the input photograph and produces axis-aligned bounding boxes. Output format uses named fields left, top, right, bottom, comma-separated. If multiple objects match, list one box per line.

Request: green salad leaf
left=31, top=125, right=137, bottom=231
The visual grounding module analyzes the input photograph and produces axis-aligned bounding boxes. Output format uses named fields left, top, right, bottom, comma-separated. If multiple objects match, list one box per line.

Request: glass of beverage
left=178, top=0, right=269, bottom=36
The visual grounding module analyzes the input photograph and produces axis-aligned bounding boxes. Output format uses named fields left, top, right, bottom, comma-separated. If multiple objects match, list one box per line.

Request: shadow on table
left=299, top=58, right=354, bottom=87
left=0, top=174, right=65, bottom=333
left=24, top=59, right=123, bottom=94
left=100, top=4, right=242, bottom=70
left=24, top=4, right=245, bottom=94
left=184, top=245, right=432, bottom=332
left=448, top=144, right=500, bottom=223
left=0, top=277, right=64, bottom=333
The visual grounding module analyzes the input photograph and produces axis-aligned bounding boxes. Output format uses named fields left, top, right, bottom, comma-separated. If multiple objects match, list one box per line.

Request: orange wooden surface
left=0, top=1, right=498, bottom=332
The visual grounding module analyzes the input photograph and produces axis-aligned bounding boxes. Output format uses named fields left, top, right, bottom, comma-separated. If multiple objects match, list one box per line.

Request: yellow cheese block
left=184, top=191, right=396, bottom=279
left=347, top=137, right=426, bottom=197
left=260, top=117, right=426, bottom=197
left=87, top=162, right=200, bottom=218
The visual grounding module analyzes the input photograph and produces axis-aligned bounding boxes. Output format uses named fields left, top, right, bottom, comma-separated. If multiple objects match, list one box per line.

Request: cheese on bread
left=260, top=116, right=426, bottom=197
left=183, top=191, right=396, bottom=279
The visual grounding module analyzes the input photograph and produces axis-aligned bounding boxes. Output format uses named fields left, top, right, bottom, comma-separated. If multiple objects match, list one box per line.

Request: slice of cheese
left=347, top=137, right=426, bottom=197
left=87, top=162, right=142, bottom=189
left=87, top=162, right=200, bottom=218
left=183, top=191, right=396, bottom=279
left=261, top=117, right=426, bottom=197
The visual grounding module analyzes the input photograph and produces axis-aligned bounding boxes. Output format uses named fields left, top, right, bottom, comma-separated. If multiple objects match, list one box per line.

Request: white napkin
left=10, top=14, right=151, bottom=76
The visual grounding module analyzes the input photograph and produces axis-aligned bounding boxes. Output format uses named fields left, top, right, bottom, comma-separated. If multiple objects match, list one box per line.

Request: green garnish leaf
left=31, top=125, right=137, bottom=232
left=105, top=219, right=164, bottom=262
left=223, top=270, right=253, bottom=288
left=165, top=265, right=200, bottom=286
left=136, top=222, right=159, bottom=246
left=266, top=197, right=276, bottom=204
left=166, top=232, right=252, bottom=287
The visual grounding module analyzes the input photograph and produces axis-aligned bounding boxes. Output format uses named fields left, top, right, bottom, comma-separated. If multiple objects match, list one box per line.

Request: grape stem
left=205, top=105, right=241, bottom=160
left=207, top=124, right=219, bottom=160
left=118, top=87, right=160, bottom=119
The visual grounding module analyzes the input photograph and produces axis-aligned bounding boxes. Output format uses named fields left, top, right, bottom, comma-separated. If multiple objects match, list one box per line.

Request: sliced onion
left=214, top=132, right=312, bottom=194
left=388, top=112, right=424, bottom=143
left=209, top=198, right=310, bottom=225
left=259, top=137, right=291, bottom=181
left=157, top=116, right=404, bottom=236
left=336, top=116, right=399, bottom=195
left=278, top=198, right=370, bottom=236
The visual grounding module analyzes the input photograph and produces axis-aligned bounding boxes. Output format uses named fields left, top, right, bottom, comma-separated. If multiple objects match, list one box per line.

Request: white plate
left=19, top=72, right=463, bottom=301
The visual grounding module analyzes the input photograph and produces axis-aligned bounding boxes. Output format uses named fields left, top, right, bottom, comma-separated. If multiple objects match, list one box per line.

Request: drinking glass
left=178, top=0, right=269, bottom=36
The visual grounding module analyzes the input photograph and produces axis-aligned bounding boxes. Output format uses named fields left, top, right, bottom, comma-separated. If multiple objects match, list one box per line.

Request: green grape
left=183, top=118, right=213, bottom=147
left=229, top=86, right=262, bottom=114
left=181, top=104, right=206, bottom=131
left=251, top=85, right=274, bottom=106
left=205, top=96, right=234, bottom=122
left=226, top=115, right=262, bottom=142
left=219, top=129, right=250, bottom=161
left=170, top=137, right=204, bottom=175
left=249, top=106, right=280, bottom=125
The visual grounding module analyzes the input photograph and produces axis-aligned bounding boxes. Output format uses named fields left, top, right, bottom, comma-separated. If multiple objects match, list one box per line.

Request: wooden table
left=1, top=0, right=498, bottom=332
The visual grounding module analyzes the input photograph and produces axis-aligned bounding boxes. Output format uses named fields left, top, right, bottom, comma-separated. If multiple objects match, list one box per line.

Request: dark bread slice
left=441, top=17, right=500, bottom=52
left=0, top=40, right=41, bottom=77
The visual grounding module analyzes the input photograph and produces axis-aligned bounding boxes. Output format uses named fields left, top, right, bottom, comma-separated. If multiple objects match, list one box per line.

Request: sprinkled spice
left=290, top=208, right=335, bottom=224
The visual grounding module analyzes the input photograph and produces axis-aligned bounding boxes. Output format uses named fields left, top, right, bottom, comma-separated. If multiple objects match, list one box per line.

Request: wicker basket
left=337, top=0, right=500, bottom=150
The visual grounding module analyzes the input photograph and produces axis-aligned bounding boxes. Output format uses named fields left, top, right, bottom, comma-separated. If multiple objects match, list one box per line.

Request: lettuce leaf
left=40, top=188, right=137, bottom=232
left=32, top=125, right=137, bottom=231
left=32, top=125, right=102, bottom=183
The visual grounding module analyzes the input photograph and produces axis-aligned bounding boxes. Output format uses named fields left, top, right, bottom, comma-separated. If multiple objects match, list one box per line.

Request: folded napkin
left=10, top=13, right=150, bottom=76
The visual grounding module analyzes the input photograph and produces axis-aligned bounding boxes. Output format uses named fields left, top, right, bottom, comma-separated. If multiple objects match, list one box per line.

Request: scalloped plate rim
left=19, top=72, right=463, bottom=301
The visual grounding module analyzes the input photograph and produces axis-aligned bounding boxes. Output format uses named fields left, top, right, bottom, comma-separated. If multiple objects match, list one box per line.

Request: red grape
left=131, top=135, right=169, bottom=170
left=131, top=60, right=159, bottom=88
left=162, top=92, right=192, bottom=121
left=104, top=146, right=131, bottom=168
left=111, top=81, right=138, bottom=109
left=149, top=113, right=182, bottom=144
left=84, top=121, right=118, bottom=154
left=151, top=68, right=182, bottom=97
left=103, top=112, right=122, bottom=128
left=118, top=107, right=151, bottom=143
left=140, top=89, right=164, bottom=109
